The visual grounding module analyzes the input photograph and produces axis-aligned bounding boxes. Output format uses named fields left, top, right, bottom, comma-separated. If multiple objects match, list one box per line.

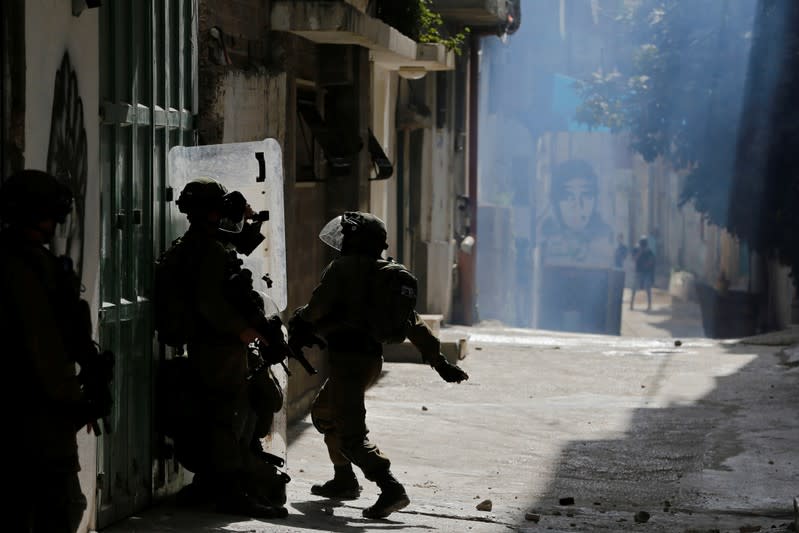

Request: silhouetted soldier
left=289, top=211, right=469, bottom=519
left=2, top=170, right=110, bottom=533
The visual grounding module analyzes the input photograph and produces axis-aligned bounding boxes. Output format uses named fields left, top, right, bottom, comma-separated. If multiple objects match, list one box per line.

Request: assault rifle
left=252, top=311, right=317, bottom=376
left=287, top=314, right=326, bottom=372
left=226, top=262, right=317, bottom=376
left=76, top=342, right=115, bottom=435
left=68, top=292, right=114, bottom=436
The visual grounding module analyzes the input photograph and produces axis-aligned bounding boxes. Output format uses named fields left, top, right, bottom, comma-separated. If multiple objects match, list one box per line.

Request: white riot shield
left=167, top=139, right=287, bottom=311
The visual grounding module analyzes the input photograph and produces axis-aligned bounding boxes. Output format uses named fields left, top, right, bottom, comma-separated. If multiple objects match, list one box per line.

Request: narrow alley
left=5, top=2, right=799, bottom=532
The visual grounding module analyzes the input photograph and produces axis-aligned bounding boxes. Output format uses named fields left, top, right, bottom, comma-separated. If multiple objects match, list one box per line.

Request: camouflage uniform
left=168, top=178, right=287, bottom=518
left=299, top=256, right=444, bottom=478
left=294, top=211, right=467, bottom=519
left=173, top=226, right=252, bottom=475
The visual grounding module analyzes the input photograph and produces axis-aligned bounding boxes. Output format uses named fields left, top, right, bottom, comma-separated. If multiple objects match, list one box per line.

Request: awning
left=368, top=129, right=393, bottom=180
left=297, top=101, right=394, bottom=180
left=297, top=99, right=362, bottom=175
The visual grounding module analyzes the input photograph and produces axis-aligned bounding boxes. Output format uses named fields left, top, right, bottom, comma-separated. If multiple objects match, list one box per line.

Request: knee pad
left=311, top=409, right=332, bottom=435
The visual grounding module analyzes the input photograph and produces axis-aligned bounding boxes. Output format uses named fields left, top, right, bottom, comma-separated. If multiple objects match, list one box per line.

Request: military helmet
left=319, top=211, right=388, bottom=254
left=0, top=169, right=73, bottom=226
left=176, top=177, right=228, bottom=216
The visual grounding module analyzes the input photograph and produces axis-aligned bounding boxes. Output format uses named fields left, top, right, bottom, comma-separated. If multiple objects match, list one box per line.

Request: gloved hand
left=71, top=399, right=93, bottom=431
left=288, top=311, right=326, bottom=351
left=260, top=343, right=286, bottom=366
left=72, top=393, right=112, bottom=434
left=434, top=358, right=469, bottom=383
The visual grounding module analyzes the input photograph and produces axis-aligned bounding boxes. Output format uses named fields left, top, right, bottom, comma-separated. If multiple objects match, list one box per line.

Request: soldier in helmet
left=1, top=170, right=89, bottom=532
left=167, top=177, right=287, bottom=518
left=289, top=211, right=469, bottom=519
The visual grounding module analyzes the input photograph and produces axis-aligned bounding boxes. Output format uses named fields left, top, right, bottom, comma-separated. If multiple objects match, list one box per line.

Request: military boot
left=214, top=474, right=288, bottom=519
left=215, top=490, right=288, bottom=519
left=310, top=464, right=361, bottom=500
left=175, top=474, right=215, bottom=508
left=246, top=461, right=290, bottom=507
left=362, top=471, right=410, bottom=519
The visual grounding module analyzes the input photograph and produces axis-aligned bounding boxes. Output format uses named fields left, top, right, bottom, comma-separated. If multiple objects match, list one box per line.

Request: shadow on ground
left=622, top=288, right=707, bottom=339
left=515, top=341, right=799, bottom=532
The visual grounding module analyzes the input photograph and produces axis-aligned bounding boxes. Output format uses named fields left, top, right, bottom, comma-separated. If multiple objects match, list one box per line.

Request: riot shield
left=167, top=139, right=287, bottom=311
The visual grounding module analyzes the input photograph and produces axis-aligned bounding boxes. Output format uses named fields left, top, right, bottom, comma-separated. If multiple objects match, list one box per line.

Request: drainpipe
left=458, top=35, right=481, bottom=325
left=468, top=36, right=479, bottom=266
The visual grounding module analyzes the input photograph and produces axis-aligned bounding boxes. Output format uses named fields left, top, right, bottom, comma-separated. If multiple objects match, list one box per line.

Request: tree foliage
left=374, top=0, right=470, bottom=54
left=575, top=0, right=799, bottom=283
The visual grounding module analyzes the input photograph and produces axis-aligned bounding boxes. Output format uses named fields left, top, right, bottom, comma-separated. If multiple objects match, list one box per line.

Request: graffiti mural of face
left=558, top=177, right=596, bottom=231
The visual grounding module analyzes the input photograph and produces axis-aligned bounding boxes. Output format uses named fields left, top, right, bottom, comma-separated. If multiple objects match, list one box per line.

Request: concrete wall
left=24, top=2, right=100, bottom=531
left=477, top=76, right=537, bottom=326
left=2, top=2, right=25, bottom=176
left=636, top=156, right=752, bottom=296
left=623, top=141, right=798, bottom=330
left=770, top=263, right=795, bottom=329
left=370, top=63, right=399, bottom=256
left=476, top=204, right=515, bottom=323
left=399, top=69, right=464, bottom=320
left=424, top=122, right=456, bottom=317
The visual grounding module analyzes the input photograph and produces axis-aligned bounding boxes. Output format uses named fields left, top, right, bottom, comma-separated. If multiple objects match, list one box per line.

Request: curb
left=383, top=338, right=468, bottom=365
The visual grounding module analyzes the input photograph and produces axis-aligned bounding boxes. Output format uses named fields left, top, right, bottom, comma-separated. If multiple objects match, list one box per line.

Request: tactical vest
left=367, top=258, right=418, bottom=344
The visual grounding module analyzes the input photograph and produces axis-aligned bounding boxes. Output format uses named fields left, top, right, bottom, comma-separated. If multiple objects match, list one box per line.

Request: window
left=296, top=86, right=323, bottom=182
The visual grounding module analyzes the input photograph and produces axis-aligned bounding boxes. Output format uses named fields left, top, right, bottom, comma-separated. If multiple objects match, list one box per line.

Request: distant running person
left=630, top=237, right=655, bottom=311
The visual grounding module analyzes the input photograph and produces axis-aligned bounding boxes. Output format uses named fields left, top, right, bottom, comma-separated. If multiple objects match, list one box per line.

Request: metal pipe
left=468, top=35, right=479, bottom=247
left=458, top=34, right=481, bottom=325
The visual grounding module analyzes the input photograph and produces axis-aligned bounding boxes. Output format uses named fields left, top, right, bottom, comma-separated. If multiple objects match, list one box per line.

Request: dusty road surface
left=106, top=318, right=798, bottom=532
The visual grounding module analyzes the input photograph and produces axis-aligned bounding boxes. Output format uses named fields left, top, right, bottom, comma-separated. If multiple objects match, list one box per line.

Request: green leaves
left=374, top=0, right=470, bottom=55
left=575, top=0, right=756, bottom=194
left=417, top=0, right=470, bottom=54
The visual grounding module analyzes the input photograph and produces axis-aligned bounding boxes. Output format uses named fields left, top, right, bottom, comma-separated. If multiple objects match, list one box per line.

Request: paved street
left=106, top=293, right=798, bottom=532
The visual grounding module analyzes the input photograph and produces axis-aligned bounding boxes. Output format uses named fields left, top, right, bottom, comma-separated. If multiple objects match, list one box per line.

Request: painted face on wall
left=558, top=177, right=596, bottom=231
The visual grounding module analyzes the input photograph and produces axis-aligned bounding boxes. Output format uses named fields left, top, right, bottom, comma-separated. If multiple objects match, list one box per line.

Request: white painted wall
left=422, top=126, right=455, bottom=318
left=25, top=2, right=100, bottom=532
left=772, top=263, right=794, bottom=329
left=369, top=63, right=399, bottom=256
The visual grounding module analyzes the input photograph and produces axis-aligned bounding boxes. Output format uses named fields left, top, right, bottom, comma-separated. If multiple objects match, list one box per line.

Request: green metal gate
left=98, top=0, right=196, bottom=526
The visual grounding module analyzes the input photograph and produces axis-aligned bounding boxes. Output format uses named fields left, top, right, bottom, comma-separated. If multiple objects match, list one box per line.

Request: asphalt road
left=106, top=318, right=799, bottom=532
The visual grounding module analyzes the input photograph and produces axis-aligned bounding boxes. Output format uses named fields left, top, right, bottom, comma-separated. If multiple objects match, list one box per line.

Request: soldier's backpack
left=368, top=258, right=418, bottom=344
left=153, top=238, right=194, bottom=349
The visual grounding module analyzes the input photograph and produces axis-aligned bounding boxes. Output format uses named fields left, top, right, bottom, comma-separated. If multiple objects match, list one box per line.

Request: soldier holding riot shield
left=156, top=177, right=290, bottom=519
